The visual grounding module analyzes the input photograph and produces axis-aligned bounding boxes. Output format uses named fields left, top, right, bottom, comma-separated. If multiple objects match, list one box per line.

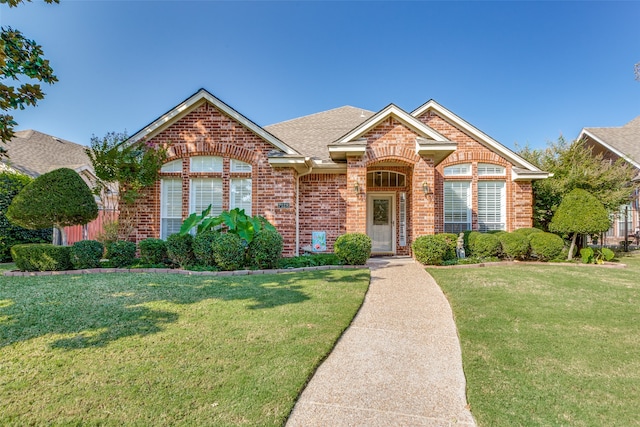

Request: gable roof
left=579, top=116, right=640, bottom=170
left=127, top=88, right=299, bottom=156
left=1, top=130, right=94, bottom=179
left=265, top=106, right=374, bottom=161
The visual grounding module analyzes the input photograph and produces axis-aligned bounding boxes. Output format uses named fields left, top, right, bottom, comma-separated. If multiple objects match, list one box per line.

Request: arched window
left=366, top=171, right=406, bottom=188
left=160, top=159, right=182, bottom=173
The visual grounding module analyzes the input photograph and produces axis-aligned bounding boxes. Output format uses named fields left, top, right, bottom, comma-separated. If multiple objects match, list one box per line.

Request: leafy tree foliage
left=1, top=0, right=59, bottom=148
left=549, top=188, right=610, bottom=260
left=0, top=171, right=50, bottom=261
left=7, top=168, right=98, bottom=245
left=518, top=137, right=638, bottom=230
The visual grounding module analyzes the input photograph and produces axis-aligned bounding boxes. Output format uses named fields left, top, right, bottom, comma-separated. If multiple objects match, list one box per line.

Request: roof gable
left=412, top=100, right=543, bottom=172
left=128, top=88, right=299, bottom=156
left=579, top=115, right=640, bottom=169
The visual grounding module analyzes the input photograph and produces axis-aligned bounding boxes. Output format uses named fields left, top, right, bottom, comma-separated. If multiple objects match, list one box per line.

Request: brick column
left=346, top=157, right=367, bottom=233
left=412, top=156, right=435, bottom=237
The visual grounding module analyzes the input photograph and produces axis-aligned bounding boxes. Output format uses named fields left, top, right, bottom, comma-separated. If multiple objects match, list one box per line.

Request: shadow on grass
left=0, top=271, right=330, bottom=350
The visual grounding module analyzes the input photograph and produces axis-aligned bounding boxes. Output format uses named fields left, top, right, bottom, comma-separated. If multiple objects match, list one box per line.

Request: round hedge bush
left=467, top=231, right=481, bottom=253
left=106, top=240, right=136, bottom=268
left=166, top=233, right=194, bottom=269
left=211, top=232, right=246, bottom=271
left=412, top=235, right=450, bottom=265
left=138, top=238, right=168, bottom=265
left=247, top=229, right=284, bottom=269
left=498, top=232, right=530, bottom=261
left=11, top=243, right=71, bottom=272
left=470, top=233, right=501, bottom=258
left=529, top=232, right=564, bottom=261
left=70, top=240, right=104, bottom=269
left=334, top=233, right=372, bottom=265
left=437, top=233, right=458, bottom=261
left=513, top=227, right=543, bottom=237
left=193, top=231, right=218, bottom=267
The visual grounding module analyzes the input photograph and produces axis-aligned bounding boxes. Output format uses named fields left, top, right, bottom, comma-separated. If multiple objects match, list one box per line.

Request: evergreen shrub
left=11, top=243, right=71, bottom=271
left=70, top=240, right=104, bottom=269
left=247, top=229, right=284, bottom=269
left=529, top=232, right=564, bottom=261
left=412, top=235, right=450, bottom=265
left=470, top=233, right=501, bottom=258
left=193, top=231, right=218, bottom=267
left=498, top=232, right=530, bottom=260
left=106, top=241, right=136, bottom=268
left=334, top=233, right=372, bottom=265
left=166, top=233, right=194, bottom=269
left=139, top=238, right=168, bottom=265
left=211, top=233, right=245, bottom=271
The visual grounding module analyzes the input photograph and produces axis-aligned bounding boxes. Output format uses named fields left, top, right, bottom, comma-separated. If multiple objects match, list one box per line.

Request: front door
left=367, top=193, right=395, bottom=253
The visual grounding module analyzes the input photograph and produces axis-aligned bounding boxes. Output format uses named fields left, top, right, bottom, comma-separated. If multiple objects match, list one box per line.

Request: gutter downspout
left=296, top=158, right=313, bottom=256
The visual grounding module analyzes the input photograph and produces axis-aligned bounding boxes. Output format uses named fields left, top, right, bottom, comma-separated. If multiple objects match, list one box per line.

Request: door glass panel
left=373, top=199, right=389, bottom=225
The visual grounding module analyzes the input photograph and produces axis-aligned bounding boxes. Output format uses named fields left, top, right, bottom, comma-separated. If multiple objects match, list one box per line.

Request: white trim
left=412, top=100, right=545, bottom=173
left=579, top=129, right=640, bottom=170
left=127, top=89, right=299, bottom=156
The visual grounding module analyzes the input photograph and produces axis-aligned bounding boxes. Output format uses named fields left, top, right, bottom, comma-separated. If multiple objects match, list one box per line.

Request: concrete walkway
left=286, top=256, right=476, bottom=427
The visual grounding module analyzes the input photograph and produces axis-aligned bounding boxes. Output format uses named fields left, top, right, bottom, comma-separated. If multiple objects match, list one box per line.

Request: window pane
left=161, top=159, right=182, bottom=173
left=190, top=156, right=223, bottom=173
left=190, top=178, right=223, bottom=216
left=477, top=163, right=505, bottom=176
left=161, top=179, right=182, bottom=239
left=366, top=171, right=406, bottom=188
left=478, top=181, right=505, bottom=231
left=444, top=164, right=471, bottom=176
left=444, top=181, right=470, bottom=231
left=230, top=178, right=252, bottom=214
left=230, top=159, right=252, bottom=172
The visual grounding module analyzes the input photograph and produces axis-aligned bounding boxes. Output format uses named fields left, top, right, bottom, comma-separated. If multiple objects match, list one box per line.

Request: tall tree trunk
left=567, top=233, right=577, bottom=260
left=54, top=225, right=67, bottom=246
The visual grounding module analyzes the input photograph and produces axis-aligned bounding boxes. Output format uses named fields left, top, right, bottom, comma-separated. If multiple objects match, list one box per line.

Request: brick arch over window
left=166, top=142, right=258, bottom=165
left=364, top=148, right=421, bottom=165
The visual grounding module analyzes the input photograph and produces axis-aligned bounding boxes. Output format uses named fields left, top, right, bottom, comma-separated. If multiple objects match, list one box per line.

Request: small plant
left=277, top=253, right=343, bottom=269
left=179, top=206, right=275, bottom=245
left=106, top=241, right=136, bottom=268
left=470, top=233, right=501, bottom=258
left=70, top=240, right=104, bottom=269
left=529, top=232, right=564, bottom=261
left=580, top=247, right=595, bottom=264
left=11, top=243, right=72, bottom=272
left=334, top=233, right=372, bottom=265
left=166, top=233, right=194, bottom=269
left=580, top=247, right=616, bottom=264
left=138, top=238, right=168, bottom=265
left=247, top=229, right=284, bottom=269
left=211, top=233, right=245, bottom=271
left=498, top=232, right=530, bottom=260
left=412, top=235, right=450, bottom=265
left=95, top=219, right=120, bottom=247
left=600, top=247, right=615, bottom=262
left=193, top=231, right=218, bottom=267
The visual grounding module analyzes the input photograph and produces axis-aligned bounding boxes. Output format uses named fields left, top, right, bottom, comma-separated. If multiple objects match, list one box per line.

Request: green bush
left=138, top=238, right=168, bottom=265
left=193, top=231, right=218, bottom=267
left=529, top=232, right=564, bottom=261
left=106, top=241, right=136, bottom=268
left=334, top=233, right=372, bottom=265
left=0, top=171, right=52, bottom=262
left=11, top=243, right=72, bottom=272
left=498, top=232, right=530, bottom=260
left=467, top=231, right=481, bottom=253
left=513, top=227, right=543, bottom=237
left=277, top=253, right=343, bottom=269
left=600, top=247, right=615, bottom=262
left=70, top=240, right=104, bottom=269
left=211, top=233, right=245, bottom=271
left=436, top=233, right=458, bottom=261
left=166, top=233, right=194, bottom=269
left=247, top=229, right=284, bottom=269
left=412, top=235, right=450, bottom=265
left=580, top=247, right=595, bottom=264
left=470, top=233, right=501, bottom=258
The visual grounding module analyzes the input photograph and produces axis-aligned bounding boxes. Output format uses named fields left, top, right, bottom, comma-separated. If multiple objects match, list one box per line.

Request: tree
left=1, top=0, right=59, bottom=149
left=549, top=188, right=610, bottom=260
left=6, top=167, right=98, bottom=245
left=86, top=131, right=166, bottom=240
left=518, top=137, right=638, bottom=230
left=0, top=170, right=50, bottom=261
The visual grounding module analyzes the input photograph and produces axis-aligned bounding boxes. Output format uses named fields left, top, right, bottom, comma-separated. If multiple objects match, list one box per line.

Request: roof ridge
left=266, top=105, right=374, bottom=128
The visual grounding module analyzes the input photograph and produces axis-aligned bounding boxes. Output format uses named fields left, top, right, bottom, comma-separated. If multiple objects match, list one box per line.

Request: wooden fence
left=65, top=209, right=118, bottom=245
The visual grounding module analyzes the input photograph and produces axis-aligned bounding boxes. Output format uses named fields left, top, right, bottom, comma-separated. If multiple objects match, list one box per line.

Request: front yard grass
left=428, top=253, right=640, bottom=426
left=0, top=268, right=369, bottom=426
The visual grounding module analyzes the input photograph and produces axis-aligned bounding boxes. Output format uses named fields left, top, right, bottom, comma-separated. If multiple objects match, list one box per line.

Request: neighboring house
left=579, top=116, right=640, bottom=243
left=126, top=89, right=549, bottom=256
left=1, top=130, right=116, bottom=244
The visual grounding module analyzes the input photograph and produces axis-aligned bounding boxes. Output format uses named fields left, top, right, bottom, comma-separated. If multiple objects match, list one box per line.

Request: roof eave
left=415, top=138, right=457, bottom=166
left=580, top=129, right=640, bottom=170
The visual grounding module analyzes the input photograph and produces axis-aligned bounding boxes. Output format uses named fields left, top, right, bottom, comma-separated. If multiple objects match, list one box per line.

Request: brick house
left=579, top=117, right=640, bottom=243
left=127, top=89, right=549, bottom=256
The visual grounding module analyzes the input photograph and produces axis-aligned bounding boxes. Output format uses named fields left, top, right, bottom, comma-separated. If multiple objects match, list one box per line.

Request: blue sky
left=2, top=1, right=639, bottom=151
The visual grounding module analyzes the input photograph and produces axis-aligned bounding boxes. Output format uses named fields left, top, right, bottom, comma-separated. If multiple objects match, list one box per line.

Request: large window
left=444, top=181, right=471, bottom=233
left=160, top=156, right=252, bottom=239
left=478, top=181, right=505, bottom=231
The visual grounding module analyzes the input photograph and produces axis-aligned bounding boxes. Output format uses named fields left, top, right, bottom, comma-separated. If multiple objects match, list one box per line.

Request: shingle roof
left=1, top=130, right=93, bottom=178
left=265, top=106, right=374, bottom=161
left=584, top=116, right=640, bottom=167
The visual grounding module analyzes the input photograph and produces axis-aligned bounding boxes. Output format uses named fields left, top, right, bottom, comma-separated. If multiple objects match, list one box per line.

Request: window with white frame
left=191, top=156, right=223, bottom=173
left=477, top=163, right=505, bottom=176
left=190, top=178, right=223, bottom=217
left=478, top=181, right=506, bottom=231
left=230, top=159, right=252, bottom=173
left=444, top=181, right=471, bottom=233
left=444, top=164, right=471, bottom=177
left=230, top=178, right=252, bottom=214
left=161, top=159, right=182, bottom=172
left=160, top=179, right=182, bottom=239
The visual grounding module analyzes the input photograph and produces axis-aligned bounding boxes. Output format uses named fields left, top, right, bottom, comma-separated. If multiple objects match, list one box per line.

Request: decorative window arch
left=366, top=171, right=406, bottom=188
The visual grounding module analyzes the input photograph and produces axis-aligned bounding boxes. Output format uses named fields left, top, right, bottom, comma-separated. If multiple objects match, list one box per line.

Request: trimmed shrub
left=166, top=233, right=194, bottom=269
left=139, top=238, right=168, bottom=265
left=470, top=233, right=501, bottom=258
left=211, top=233, right=245, bottom=271
left=498, top=232, right=530, bottom=261
left=70, top=240, right=104, bottom=269
left=247, top=229, right=284, bottom=269
left=277, top=253, right=343, bottom=269
left=11, top=243, right=72, bottom=272
left=334, top=233, right=372, bottom=265
left=106, top=241, right=136, bottom=268
left=467, top=231, right=481, bottom=253
left=193, top=231, right=219, bottom=267
left=513, top=227, right=543, bottom=237
left=529, top=232, right=564, bottom=261
left=412, top=235, right=450, bottom=265
left=436, top=233, right=458, bottom=261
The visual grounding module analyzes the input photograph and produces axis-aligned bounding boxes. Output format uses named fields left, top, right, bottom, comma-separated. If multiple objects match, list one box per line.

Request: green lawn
left=428, top=253, right=640, bottom=426
left=0, top=267, right=369, bottom=426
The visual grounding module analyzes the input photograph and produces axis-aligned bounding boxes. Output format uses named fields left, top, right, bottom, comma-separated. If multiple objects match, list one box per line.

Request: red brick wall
left=130, top=102, right=298, bottom=256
